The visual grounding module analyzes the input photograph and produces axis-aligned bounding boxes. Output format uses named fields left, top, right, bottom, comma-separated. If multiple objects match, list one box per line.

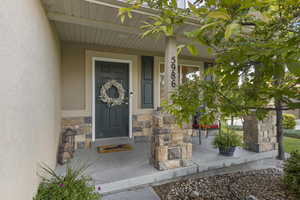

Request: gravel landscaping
left=153, top=168, right=297, bottom=200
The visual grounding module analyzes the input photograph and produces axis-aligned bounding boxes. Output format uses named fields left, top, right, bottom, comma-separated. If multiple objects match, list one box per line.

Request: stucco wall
left=61, top=45, right=85, bottom=110
left=0, top=1, right=61, bottom=200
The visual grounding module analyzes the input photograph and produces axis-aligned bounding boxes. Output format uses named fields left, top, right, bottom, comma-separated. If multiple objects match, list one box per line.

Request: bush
left=33, top=164, right=101, bottom=200
left=213, top=130, right=242, bottom=149
left=283, top=114, right=296, bottom=129
left=283, top=151, right=300, bottom=197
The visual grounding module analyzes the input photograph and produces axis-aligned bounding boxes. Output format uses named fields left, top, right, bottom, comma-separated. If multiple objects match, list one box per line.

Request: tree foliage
left=283, top=150, right=300, bottom=197
left=120, top=0, right=300, bottom=159
left=120, top=0, right=300, bottom=120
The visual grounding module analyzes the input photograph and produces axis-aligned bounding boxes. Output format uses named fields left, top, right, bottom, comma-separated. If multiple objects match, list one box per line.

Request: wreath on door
left=99, top=80, right=125, bottom=107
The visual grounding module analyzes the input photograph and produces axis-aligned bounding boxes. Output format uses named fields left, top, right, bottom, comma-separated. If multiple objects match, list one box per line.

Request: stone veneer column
left=150, top=110, right=193, bottom=170
left=243, top=114, right=278, bottom=152
left=149, top=36, right=192, bottom=170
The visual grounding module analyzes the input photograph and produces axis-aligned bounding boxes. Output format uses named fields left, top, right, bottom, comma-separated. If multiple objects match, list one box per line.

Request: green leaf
left=188, top=2, right=198, bottom=14
left=154, top=21, right=162, bottom=26
left=207, top=11, right=231, bottom=20
left=177, top=44, right=185, bottom=56
left=162, top=25, right=173, bottom=36
left=185, top=21, right=222, bottom=39
left=141, top=29, right=153, bottom=38
left=287, top=61, right=300, bottom=76
left=171, top=0, right=177, bottom=8
left=224, top=23, right=240, bottom=40
left=200, top=21, right=222, bottom=31
left=207, top=47, right=213, bottom=55
left=120, top=15, right=125, bottom=23
left=128, top=11, right=132, bottom=18
left=187, top=44, right=198, bottom=56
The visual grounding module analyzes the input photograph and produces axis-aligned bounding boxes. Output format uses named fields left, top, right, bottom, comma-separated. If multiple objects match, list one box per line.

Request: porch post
left=164, top=36, right=178, bottom=101
left=150, top=36, right=193, bottom=170
left=243, top=113, right=278, bottom=152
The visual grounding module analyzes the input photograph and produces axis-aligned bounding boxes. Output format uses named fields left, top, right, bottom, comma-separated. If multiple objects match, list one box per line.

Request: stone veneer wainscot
left=61, top=117, right=93, bottom=150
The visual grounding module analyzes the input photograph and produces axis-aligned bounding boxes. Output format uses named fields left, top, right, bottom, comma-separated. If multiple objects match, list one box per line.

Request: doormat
left=97, top=144, right=133, bottom=153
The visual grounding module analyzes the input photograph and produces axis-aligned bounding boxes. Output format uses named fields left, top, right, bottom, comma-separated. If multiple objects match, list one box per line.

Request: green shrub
left=213, top=130, right=242, bottom=149
left=283, top=151, right=300, bottom=197
left=283, top=114, right=296, bottom=129
left=33, top=164, right=101, bottom=200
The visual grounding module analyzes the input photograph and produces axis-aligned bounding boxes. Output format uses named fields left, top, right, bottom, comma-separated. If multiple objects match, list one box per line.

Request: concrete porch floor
left=55, top=134, right=277, bottom=194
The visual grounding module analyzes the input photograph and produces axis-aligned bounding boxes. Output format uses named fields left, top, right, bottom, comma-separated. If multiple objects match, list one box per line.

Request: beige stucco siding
left=0, top=1, right=61, bottom=200
left=61, top=45, right=85, bottom=110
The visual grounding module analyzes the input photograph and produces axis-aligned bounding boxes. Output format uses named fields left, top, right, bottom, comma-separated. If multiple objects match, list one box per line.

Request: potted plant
left=213, top=130, right=242, bottom=156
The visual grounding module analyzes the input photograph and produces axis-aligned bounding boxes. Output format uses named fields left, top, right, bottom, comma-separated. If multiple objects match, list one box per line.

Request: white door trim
left=92, top=57, right=133, bottom=141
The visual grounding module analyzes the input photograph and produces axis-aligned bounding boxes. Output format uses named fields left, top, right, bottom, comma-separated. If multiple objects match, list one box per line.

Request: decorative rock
left=190, top=191, right=200, bottom=198
left=154, top=169, right=295, bottom=200
left=245, top=195, right=258, bottom=200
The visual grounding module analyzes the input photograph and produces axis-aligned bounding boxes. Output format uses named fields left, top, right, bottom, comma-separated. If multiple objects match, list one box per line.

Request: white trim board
left=92, top=57, right=133, bottom=141
left=61, top=110, right=90, bottom=118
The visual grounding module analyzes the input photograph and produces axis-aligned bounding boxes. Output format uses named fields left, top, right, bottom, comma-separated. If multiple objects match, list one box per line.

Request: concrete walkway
left=102, top=187, right=160, bottom=200
left=102, top=158, right=283, bottom=200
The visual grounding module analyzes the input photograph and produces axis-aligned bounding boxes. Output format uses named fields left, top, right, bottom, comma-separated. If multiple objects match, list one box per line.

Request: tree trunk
left=275, top=99, right=285, bottom=160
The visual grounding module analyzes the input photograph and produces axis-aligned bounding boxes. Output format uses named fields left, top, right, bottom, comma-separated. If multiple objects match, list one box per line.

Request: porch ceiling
left=42, top=0, right=213, bottom=59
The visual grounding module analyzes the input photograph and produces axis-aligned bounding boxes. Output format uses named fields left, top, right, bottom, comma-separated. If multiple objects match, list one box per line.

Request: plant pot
left=219, top=146, right=236, bottom=156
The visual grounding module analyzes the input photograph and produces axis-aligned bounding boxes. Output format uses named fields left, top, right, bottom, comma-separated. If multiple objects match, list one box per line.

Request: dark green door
left=94, top=60, right=129, bottom=139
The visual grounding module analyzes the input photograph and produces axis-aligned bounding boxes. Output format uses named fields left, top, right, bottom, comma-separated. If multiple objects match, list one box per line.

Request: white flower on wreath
left=99, top=80, right=125, bottom=107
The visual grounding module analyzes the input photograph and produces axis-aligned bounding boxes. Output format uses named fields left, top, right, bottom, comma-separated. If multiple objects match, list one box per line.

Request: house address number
left=170, top=56, right=177, bottom=88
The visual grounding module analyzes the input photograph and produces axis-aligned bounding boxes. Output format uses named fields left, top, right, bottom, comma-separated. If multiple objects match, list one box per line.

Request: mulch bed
left=153, top=168, right=297, bottom=200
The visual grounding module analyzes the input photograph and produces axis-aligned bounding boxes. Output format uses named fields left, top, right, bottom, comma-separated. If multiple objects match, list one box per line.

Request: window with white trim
left=159, top=63, right=201, bottom=104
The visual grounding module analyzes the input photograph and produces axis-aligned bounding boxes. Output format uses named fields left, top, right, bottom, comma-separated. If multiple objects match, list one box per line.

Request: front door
left=94, top=60, right=129, bottom=139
